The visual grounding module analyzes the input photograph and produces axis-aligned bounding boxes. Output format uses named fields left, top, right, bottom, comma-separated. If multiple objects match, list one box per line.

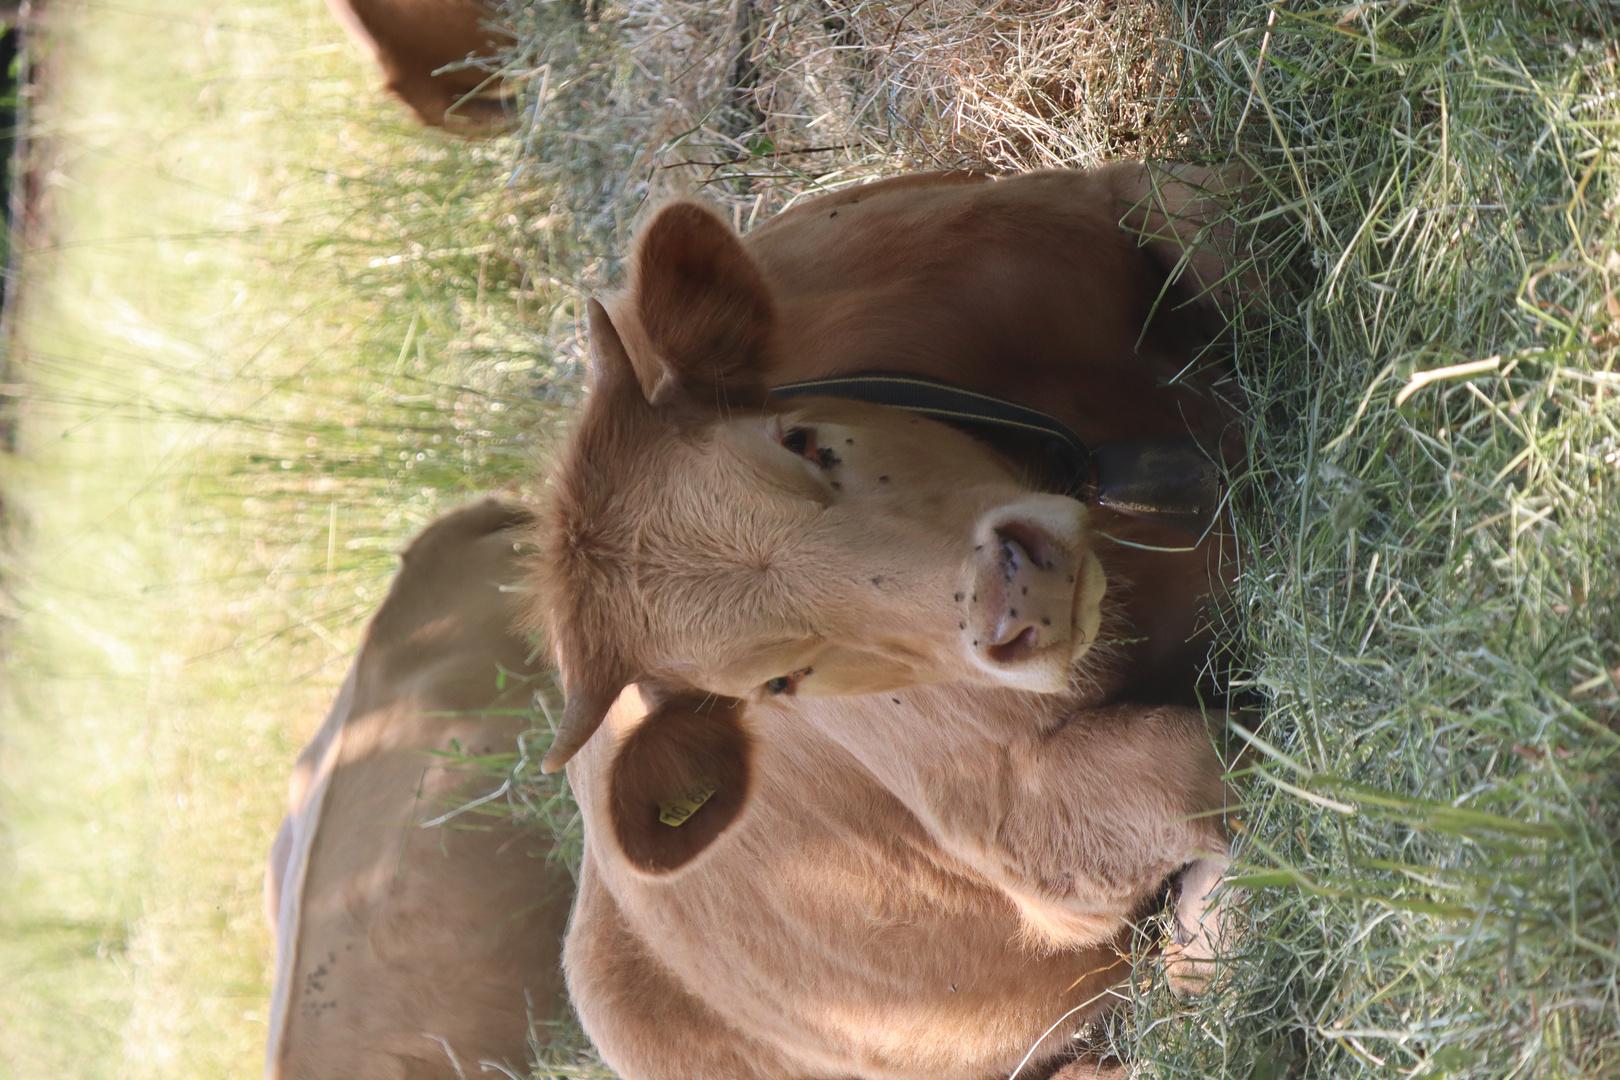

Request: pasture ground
left=0, top=1, right=569, bottom=1075
left=0, top=1, right=1616, bottom=1079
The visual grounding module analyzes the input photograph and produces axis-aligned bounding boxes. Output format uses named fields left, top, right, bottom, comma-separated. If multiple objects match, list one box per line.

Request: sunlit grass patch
left=1137, top=6, right=1620, bottom=1076
left=0, top=1, right=573, bottom=1076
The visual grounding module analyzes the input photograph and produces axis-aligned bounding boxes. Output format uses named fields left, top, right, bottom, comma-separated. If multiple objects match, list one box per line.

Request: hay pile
left=502, top=0, right=1193, bottom=250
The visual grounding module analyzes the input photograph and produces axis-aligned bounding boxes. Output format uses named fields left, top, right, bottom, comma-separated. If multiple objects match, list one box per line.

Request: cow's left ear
left=633, top=201, right=775, bottom=413
left=607, top=692, right=752, bottom=875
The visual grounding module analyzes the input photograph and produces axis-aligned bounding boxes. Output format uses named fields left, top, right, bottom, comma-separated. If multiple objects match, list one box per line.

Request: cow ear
left=575, top=296, right=670, bottom=447
left=607, top=694, right=752, bottom=874
left=633, top=201, right=774, bottom=412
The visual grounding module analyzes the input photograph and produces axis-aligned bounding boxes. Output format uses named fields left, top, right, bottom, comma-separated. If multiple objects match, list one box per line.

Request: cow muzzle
left=961, top=496, right=1104, bottom=692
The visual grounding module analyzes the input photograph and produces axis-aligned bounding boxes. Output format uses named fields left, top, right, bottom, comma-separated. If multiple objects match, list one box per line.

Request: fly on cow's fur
left=526, top=164, right=1251, bottom=1080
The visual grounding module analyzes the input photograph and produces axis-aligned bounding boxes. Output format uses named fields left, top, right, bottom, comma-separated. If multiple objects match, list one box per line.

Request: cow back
left=266, top=500, right=572, bottom=1080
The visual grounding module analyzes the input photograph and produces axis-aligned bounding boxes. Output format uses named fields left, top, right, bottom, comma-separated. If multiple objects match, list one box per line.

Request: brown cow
left=530, top=166, right=1245, bottom=1079
left=327, top=0, right=512, bottom=128
left=265, top=500, right=573, bottom=1080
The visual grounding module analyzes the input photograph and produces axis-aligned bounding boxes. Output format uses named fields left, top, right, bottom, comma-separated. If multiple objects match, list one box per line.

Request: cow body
left=567, top=687, right=1218, bottom=1080
left=535, top=167, right=1245, bottom=1080
left=265, top=500, right=572, bottom=1080
left=327, top=0, right=510, bottom=127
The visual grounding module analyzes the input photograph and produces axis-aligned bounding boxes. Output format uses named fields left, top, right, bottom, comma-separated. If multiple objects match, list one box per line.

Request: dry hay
left=504, top=0, right=1195, bottom=249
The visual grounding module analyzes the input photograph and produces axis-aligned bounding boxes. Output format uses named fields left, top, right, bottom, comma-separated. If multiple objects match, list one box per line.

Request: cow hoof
left=1164, top=856, right=1229, bottom=997
left=1162, top=940, right=1215, bottom=998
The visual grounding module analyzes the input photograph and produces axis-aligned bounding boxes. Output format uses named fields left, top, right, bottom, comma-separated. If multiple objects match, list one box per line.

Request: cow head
left=531, top=202, right=1109, bottom=773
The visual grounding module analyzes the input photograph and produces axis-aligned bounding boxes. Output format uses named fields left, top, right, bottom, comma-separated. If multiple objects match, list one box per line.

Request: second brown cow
left=266, top=501, right=572, bottom=1080
left=327, top=0, right=512, bottom=127
left=530, top=167, right=1247, bottom=1079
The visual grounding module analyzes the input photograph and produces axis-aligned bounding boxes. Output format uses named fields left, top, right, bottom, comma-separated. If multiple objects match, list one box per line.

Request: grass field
left=1, top=0, right=1616, bottom=1078
left=0, top=1, right=567, bottom=1075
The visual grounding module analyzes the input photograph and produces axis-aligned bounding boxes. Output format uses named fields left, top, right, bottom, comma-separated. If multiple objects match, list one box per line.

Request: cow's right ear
left=633, top=201, right=775, bottom=413
left=607, top=693, right=752, bottom=874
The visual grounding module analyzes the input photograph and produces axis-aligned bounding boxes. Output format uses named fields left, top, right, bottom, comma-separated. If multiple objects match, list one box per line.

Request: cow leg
left=1051, top=1059, right=1128, bottom=1080
left=990, top=704, right=1234, bottom=954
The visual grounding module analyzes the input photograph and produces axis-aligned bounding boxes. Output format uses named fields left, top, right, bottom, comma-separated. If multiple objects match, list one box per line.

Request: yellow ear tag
left=658, top=779, right=719, bottom=827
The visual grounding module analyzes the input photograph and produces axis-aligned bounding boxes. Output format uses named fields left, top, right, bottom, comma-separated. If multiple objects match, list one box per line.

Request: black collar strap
left=769, top=372, right=1222, bottom=537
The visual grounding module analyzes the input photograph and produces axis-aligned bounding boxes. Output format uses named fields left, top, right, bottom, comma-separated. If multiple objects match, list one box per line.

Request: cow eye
left=765, top=666, right=812, bottom=695
left=781, top=426, right=817, bottom=460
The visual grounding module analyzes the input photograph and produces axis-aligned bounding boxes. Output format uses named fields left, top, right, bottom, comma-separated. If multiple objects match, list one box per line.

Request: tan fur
left=566, top=686, right=1225, bottom=1080
left=265, top=500, right=573, bottom=1080
left=534, top=167, right=1245, bottom=1079
left=327, top=0, right=510, bottom=128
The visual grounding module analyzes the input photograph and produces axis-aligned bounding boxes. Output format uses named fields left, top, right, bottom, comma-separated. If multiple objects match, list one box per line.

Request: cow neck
left=769, top=372, right=1222, bottom=537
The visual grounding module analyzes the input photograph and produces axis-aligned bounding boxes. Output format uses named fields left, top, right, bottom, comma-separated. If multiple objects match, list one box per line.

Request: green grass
left=1136, top=5, right=1620, bottom=1076
left=0, top=1, right=571, bottom=1076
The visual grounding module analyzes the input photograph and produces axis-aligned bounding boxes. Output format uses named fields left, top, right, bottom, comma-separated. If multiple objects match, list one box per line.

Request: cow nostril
left=998, top=538, right=1023, bottom=581
left=995, top=522, right=1054, bottom=573
left=987, top=626, right=1039, bottom=665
